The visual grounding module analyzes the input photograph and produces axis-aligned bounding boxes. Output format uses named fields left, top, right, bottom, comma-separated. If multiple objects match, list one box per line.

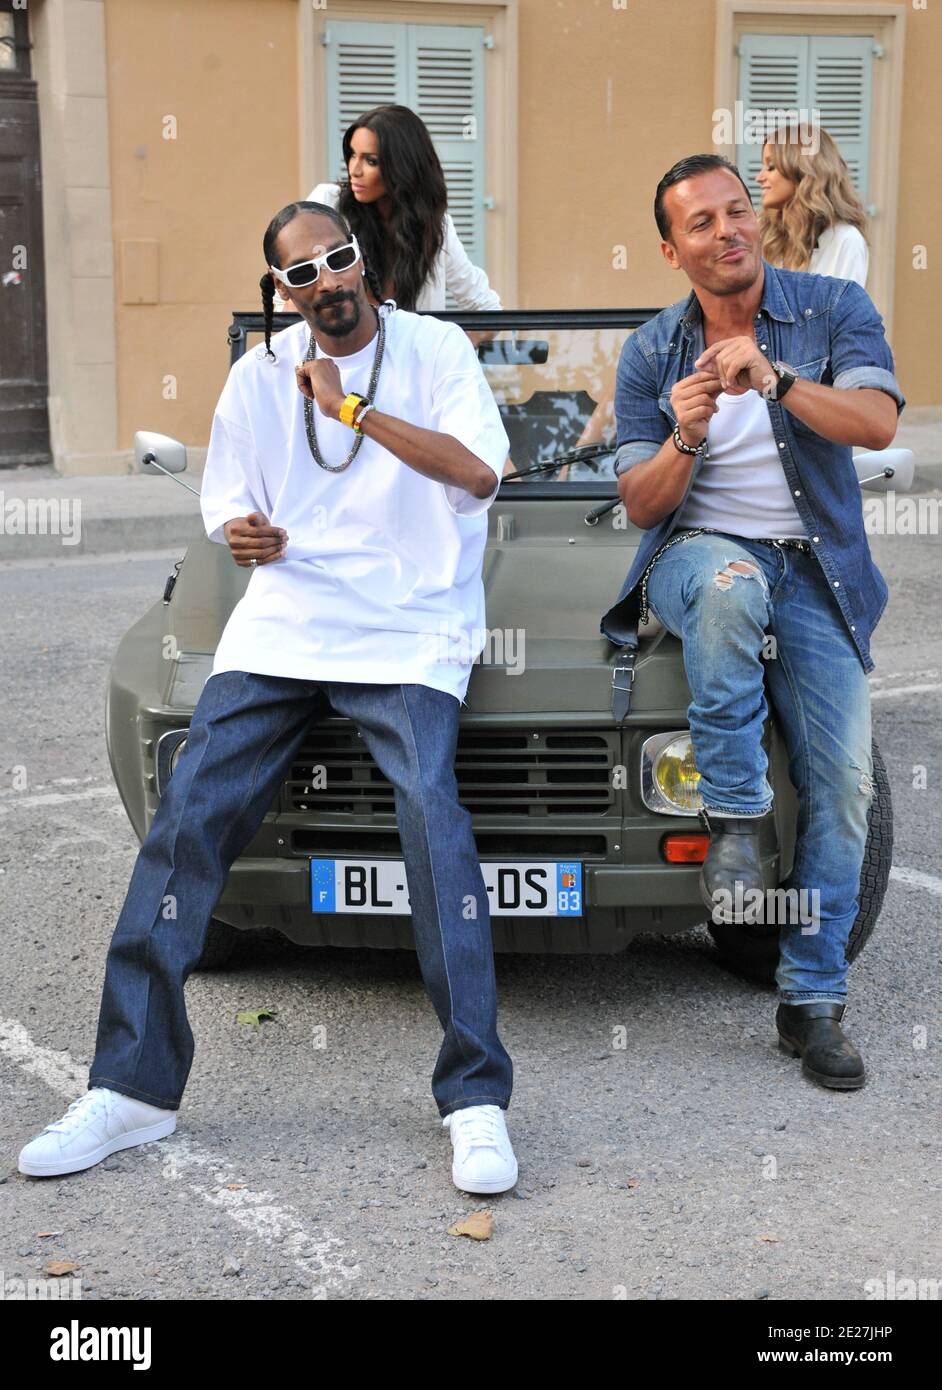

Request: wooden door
left=0, top=1, right=50, bottom=466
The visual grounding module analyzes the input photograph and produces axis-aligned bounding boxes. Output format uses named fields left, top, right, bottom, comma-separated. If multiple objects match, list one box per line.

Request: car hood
left=165, top=500, right=688, bottom=716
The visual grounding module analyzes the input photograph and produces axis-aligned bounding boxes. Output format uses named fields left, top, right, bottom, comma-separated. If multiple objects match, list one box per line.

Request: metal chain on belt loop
left=637, top=527, right=717, bottom=627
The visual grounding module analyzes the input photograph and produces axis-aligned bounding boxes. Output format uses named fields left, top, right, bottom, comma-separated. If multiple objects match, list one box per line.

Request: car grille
left=284, top=726, right=616, bottom=817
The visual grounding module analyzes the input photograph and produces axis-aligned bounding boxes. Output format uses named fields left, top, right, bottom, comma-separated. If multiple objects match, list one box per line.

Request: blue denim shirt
left=599, top=261, right=906, bottom=673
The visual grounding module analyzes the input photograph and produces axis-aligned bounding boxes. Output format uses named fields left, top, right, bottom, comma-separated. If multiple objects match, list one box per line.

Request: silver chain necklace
left=302, top=307, right=386, bottom=472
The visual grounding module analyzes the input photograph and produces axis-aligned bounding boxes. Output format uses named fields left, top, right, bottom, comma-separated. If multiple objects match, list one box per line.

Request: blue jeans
left=89, top=672, right=513, bottom=1116
left=645, top=532, right=874, bottom=1003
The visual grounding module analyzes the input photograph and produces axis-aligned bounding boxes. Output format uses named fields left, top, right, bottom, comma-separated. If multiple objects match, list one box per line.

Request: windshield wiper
left=500, top=442, right=614, bottom=483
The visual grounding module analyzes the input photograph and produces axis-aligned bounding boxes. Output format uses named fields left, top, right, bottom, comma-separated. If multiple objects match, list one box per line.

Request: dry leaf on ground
left=236, top=1007, right=277, bottom=1028
left=448, top=1210, right=493, bottom=1241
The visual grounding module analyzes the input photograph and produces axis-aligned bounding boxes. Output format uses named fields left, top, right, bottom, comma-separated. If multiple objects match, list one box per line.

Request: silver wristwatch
left=770, top=360, right=798, bottom=401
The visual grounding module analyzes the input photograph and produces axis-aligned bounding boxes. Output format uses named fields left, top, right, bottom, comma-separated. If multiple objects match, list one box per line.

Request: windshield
left=475, top=325, right=626, bottom=488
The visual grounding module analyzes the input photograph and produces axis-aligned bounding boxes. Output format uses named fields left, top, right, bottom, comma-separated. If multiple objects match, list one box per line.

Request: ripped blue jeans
left=645, top=531, right=874, bottom=1002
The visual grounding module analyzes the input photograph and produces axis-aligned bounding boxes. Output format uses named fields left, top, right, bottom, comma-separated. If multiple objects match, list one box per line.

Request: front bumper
left=133, top=715, right=788, bottom=953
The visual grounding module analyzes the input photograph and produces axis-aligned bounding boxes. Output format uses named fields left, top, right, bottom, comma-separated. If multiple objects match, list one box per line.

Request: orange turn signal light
left=661, top=833, right=709, bottom=863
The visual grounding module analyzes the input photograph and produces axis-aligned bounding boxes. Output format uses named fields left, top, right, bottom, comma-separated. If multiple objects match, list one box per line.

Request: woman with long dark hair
left=275, top=103, right=501, bottom=312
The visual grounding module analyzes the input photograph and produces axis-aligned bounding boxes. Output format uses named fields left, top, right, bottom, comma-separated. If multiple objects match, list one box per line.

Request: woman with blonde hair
left=757, top=123, right=870, bottom=286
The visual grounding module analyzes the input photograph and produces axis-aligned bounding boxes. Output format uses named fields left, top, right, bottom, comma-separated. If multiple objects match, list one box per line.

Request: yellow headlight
left=654, top=739, right=702, bottom=812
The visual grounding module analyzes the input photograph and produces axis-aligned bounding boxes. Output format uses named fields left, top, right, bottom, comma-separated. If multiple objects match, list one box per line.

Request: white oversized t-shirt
left=199, top=306, right=509, bottom=703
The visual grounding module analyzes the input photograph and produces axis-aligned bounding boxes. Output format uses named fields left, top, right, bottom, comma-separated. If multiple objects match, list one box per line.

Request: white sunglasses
left=268, top=235, right=362, bottom=289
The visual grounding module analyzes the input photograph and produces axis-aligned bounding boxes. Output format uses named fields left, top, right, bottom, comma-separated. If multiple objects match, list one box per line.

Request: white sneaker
left=444, top=1104, right=518, bottom=1194
left=18, top=1087, right=176, bottom=1177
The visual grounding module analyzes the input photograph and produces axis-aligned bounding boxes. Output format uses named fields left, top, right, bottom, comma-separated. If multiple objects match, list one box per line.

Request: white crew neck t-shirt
left=199, top=306, right=509, bottom=703
left=674, top=386, right=807, bottom=539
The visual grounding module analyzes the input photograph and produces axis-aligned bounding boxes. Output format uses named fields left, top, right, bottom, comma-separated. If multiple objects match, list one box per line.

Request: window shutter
left=808, top=36, right=872, bottom=201
left=737, top=32, right=872, bottom=205
left=737, top=34, right=806, bottom=205
left=323, top=21, right=407, bottom=185
left=408, top=24, right=486, bottom=276
left=322, top=18, right=488, bottom=303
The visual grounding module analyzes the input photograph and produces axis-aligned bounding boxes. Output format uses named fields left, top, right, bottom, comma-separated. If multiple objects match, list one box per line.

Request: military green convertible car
left=108, top=308, right=901, bottom=981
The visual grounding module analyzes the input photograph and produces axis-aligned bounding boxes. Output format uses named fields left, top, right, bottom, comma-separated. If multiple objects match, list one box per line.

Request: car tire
left=193, top=918, right=240, bottom=970
left=707, top=739, right=893, bottom=986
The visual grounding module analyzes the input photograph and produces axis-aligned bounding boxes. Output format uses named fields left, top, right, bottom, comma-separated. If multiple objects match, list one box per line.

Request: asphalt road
left=1, top=517, right=940, bottom=1302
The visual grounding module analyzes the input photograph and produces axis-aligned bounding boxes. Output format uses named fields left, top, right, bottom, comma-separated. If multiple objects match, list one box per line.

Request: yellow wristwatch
left=339, top=392, right=367, bottom=428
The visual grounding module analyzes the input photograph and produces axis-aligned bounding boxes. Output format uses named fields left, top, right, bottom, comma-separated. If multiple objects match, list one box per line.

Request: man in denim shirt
left=601, top=154, right=904, bottom=1090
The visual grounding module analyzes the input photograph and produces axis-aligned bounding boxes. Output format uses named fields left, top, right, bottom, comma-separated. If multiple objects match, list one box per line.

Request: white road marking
left=0, top=546, right=182, bottom=572
left=889, top=865, right=942, bottom=898
left=0, top=786, right=117, bottom=814
left=0, top=778, right=96, bottom=801
left=869, top=669, right=940, bottom=685
left=0, top=1015, right=88, bottom=1094
left=869, top=668, right=942, bottom=700
left=871, top=683, right=942, bottom=701
left=0, top=1015, right=359, bottom=1298
left=0, top=785, right=133, bottom=865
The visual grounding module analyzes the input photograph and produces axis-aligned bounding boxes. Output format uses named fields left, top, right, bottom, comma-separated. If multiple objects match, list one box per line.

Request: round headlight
left=640, top=732, right=704, bottom=815
left=169, top=737, right=188, bottom=776
left=654, top=737, right=702, bottom=812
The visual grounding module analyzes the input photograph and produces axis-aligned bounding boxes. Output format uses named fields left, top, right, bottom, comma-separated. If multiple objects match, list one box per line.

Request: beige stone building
left=3, top=0, right=936, bottom=475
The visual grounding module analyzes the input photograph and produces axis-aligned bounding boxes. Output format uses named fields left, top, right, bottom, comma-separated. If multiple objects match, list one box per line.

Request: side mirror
left=854, top=448, right=915, bottom=494
left=135, top=430, right=188, bottom=476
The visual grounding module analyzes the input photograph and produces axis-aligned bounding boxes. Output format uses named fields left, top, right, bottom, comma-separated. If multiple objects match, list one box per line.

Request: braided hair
left=259, top=201, right=386, bottom=360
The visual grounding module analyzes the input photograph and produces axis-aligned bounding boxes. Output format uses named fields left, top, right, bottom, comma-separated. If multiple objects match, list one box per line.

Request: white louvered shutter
left=322, top=18, right=488, bottom=289
left=808, top=36, right=872, bottom=200
left=324, top=21, right=407, bottom=184
left=737, top=34, right=806, bottom=206
left=409, top=24, right=487, bottom=281
left=737, top=33, right=873, bottom=206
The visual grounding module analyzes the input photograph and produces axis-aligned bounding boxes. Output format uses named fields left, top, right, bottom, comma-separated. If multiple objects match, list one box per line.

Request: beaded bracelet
left=351, top=401, right=375, bottom=434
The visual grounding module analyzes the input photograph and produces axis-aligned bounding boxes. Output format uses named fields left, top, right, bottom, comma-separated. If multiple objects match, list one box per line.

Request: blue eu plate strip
left=310, top=859, right=335, bottom=913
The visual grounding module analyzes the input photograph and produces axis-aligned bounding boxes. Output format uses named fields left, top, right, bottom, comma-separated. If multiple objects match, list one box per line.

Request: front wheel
left=707, top=740, right=893, bottom=986
left=193, top=918, right=240, bottom=970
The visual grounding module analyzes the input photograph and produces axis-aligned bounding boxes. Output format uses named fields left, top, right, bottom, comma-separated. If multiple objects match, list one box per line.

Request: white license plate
left=310, top=859, right=583, bottom=917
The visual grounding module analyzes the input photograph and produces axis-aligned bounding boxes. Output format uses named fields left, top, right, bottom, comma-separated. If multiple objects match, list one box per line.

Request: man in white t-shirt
left=19, top=202, right=518, bottom=1196
left=603, top=155, right=904, bottom=1095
